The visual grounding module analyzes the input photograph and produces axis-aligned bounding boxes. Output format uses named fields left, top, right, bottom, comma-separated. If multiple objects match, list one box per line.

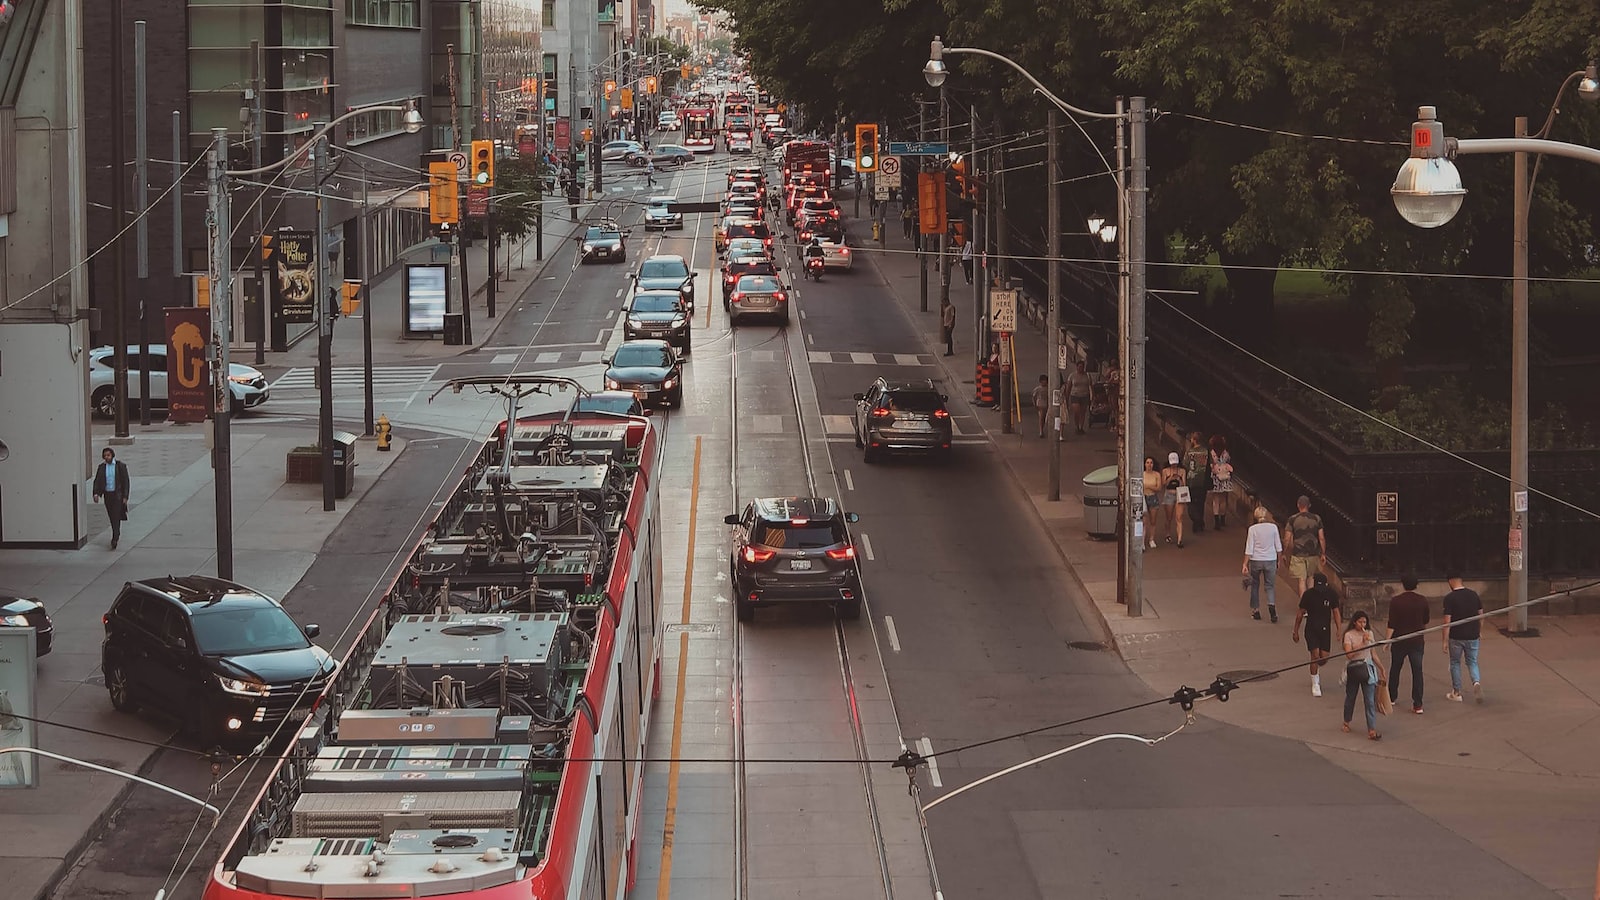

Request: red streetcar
left=203, top=375, right=666, bottom=900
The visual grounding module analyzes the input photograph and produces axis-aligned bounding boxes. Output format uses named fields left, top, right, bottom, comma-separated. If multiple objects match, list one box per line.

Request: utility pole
left=937, top=88, right=951, bottom=314
left=568, top=61, right=578, bottom=223
left=250, top=40, right=266, bottom=365
left=110, top=0, right=129, bottom=438
left=1123, top=97, right=1150, bottom=618
left=360, top=174, right=375, bottom=436
left=313, top=123, right=336, bottom=512
left=172, top=110, right=183, bottom=370
left=206, top=127, right=236, bottom=578
left=535, top=72, right=545, bottom=259
left=994, top=111, right=1008, bottom=289
left=1046, top=108, right=1061, bottom=499
left=447, top=43, right=472, bottom=346
left=487, top=78, right=498, bottom=319
left=1509, top=116, right=1531, bottom=633
left=918, top=99, right=927, bottom=313
left=133, top=18, right=151, bottom=426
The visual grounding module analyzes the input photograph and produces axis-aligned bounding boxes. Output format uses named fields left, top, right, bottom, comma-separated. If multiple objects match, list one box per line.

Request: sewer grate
left=1216, top=669, right=1276, bottom=683
left=1068, top=640, right=1109, bottom=651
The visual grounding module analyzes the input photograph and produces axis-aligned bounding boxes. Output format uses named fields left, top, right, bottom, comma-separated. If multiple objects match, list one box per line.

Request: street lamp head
left=1098, top=224, right=1118, bottom=244
left=401, top=102, right=424, bottom=134
left=1579, top=62, right=1600, bottom=102
left=1391, top=155, right=1466, bottom=228
left=923, top=36, right=948, bottom=88
left=1087, top=214, right=1105, bottom=235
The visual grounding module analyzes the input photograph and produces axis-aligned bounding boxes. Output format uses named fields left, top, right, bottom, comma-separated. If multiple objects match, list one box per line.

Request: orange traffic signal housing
left=917, top=172, right=946, bottom=235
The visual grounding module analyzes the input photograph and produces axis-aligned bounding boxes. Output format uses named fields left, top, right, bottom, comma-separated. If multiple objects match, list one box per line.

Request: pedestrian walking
left=1294, top=571, right=1343, bottom=696
left=92, top=446, right=131, bottom=550
left=940, top=301, right=956, bottom=356
left=1141, top=457, right=1163, bottom=549
left=646, top=159, right=656, bottom=186
left=1385, top=573, right=1430, bottom=714
left=1441, top=573, right=1484, bottom=703
left=960, top=241, right=974, bottom=284
left=1207, top=434, right=1234, bottom=529
left=1342, top=610, right=1385, bottom=741
left=1241, top=507, right=1282, bottom=621
left=1161, top=451, right=1186, bottom=548
left=1285, top=495, right=1327, bottom=597
left=1031, top=375, right=1049, bottom=438
left=1183, top=431, right=1210, bottom=534
left=902, top=206, right=915, bottom=240
left=1063, top=360, right=1093, bottom=436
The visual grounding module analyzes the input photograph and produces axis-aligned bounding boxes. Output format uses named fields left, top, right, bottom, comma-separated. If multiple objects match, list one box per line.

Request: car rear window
left=736, top=274, right=780, bottom=292
left=639, top=259, right=688, bottom=279
left=888, top=391, right=944, bottom=412
left=729, top=223, right=770, bottom=240
left=755, top=521, right=845, bottom=549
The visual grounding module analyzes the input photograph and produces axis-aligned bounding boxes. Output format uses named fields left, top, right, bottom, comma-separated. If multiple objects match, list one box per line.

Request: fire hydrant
left=376, top=414, right=392, bottom=451
left=871, top=220, right=882, bottom=243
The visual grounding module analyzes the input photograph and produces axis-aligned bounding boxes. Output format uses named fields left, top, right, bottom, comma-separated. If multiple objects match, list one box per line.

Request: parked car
left=0, top=588, right=53, bottom=656
left=644, top=195, right=685, bottom=231
left=579, top=223, right=628, bottom=263
left=726, top=273, right=789, bottom=326
left=89, top=345, right=270, bottom=420
left=603, top=340, right=683, bottom=409
left=623, top=290, right=692, bottom=352
left=101, top=575, right=337, bottom=749
left=853, top=377, right=954, bottom=462
left=600, top=140, right=645, bottom=161
left=725, top=497, right=862, bottom=621
left=634, top=254, right=697, bottom=311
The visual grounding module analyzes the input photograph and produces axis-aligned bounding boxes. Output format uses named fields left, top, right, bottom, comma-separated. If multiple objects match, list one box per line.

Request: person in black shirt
left=1441, top=573, right=1483, bottom=704
left=1293, top=571, right=1343, bottom=697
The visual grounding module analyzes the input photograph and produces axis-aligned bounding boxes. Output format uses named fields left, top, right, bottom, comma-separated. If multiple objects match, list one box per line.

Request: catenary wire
left=1174, top=112, right=1410, bottom=147
left=4, top=710, right=210, bottom=757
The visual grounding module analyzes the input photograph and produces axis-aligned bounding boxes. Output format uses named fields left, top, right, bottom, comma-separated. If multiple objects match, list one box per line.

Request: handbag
left=1175, top=486, right=1192, bottom=504
left=1375, top=681, right=1393, bottom=716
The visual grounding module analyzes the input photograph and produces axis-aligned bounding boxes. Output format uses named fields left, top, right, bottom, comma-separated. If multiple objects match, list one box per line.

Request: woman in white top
left=1241, top=507, right=1282, bottom=621
left=1342, top=610, right=1385, bottom=740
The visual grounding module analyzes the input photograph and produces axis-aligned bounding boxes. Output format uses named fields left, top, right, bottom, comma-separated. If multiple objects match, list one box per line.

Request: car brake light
left=934, top=408, right=951, bottom=418
left=774, top=292, right=787, bottom=302
left=871, top=407, right=891, bottom=417
left=825, top=546, right=856, bottom=561
left=731, top=292, right=743, bottom=301
left=742, top=546, right=775, bottom=564
left=789, top=517, right=808, bottom=525
left=841, top=248, right=850, bottom=255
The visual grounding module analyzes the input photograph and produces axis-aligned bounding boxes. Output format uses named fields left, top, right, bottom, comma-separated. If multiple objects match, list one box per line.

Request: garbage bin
left=1082, top=465, right=1120, bottom=539
left=443, top=313, right=465, bottom=345
left=331, top=431, right=358, bottom=498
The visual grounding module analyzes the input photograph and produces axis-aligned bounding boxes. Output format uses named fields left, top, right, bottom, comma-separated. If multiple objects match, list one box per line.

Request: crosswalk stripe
left=808, top=350, right=831, bottom=364
left=806, top=350, right=936, bottom=367
left=578, top=350, right=604, bottom=363
left=491, top=353, right=518, bottom=365
left=536, top=351, right=562, bottom=364
left=749, top=349, right=777, bottom=363
left=822, top=414, right=854, bottom=435
left=270, top=365, right=439, bottom=390
left=850, top=352, right=876, bottom=365
left=893, top=353, right=922, bottom=366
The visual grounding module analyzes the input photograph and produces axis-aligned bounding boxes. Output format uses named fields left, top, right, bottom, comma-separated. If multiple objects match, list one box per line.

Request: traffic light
left=471, top=139, right=495, bottom=187
left=428, top=162, right=459, bottom=225
left=645, top=75, right=658, bottom=94
left=681, top=64, right=691, bottom=79
left=854, top=123, right=879, bottom=172
left=604, top=79, right=617, bottom=98
left=620, top=87, right=634, bottom=110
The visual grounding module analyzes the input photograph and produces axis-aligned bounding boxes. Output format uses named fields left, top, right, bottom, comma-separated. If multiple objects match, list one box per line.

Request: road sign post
left=990, top=289, right=1018, bottom=332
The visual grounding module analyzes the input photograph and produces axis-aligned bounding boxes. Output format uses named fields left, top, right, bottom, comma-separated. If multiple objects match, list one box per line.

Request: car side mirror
left=853, top=393, right=866, bottom=402
left=723, top=513, right=741, bottom=525
left=844, top=513, right=860, bottom=524
left=941, top=394, right=949, bottom=402
left=603, top=356, right=612, bottom=366
left=304, top=623, right=321, bottom=639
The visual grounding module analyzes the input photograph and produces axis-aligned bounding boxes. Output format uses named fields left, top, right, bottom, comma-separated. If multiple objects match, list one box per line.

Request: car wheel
left=630, top=156, right=645, bottom=168
left=92, top=387, right=118, bottom=420
left=838, top=597, right=862, bottom=620
left=736, top=598, right=754, bottom=623
left=106, top=661, right=138, bottom=712
left=682, top=332, right=692, bottom=354
left=853, top=421, right=863, bottom=449
left=779, top=314, right=790, bottom=328
left=862, top=442, right=878, bottom=465
left=230, top=395, right=243, bottom=416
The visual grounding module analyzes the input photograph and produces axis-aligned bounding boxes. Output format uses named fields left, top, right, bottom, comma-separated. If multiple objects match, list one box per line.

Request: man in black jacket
left=92, top=447, right=131, bottom=549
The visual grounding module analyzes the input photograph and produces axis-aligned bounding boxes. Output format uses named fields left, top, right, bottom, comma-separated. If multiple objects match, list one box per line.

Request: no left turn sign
left=879, top=156, right=900, bottom=175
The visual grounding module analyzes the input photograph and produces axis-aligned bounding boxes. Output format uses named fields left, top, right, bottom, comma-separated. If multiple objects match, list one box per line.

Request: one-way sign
left=888, top=141, right=950, bottom=156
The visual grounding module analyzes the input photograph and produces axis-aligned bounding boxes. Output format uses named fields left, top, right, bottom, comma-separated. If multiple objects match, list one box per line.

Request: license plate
left=647, top=330, right=666, bottom=337
left=789, top=559, right=812, bottom=571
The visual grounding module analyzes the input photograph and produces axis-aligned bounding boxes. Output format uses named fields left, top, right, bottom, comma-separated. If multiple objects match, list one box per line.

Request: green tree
left=489, top=156, right=546, bottom=242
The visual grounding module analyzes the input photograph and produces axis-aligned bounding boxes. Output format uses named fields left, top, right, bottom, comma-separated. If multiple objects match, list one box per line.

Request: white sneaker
left=1473, top=682, right=1483, bottom=704
left=1446, top=691, right=1463, bottom=702
left=1148, top=540, right=1157, bottom=549
left=1311, top=683, right=1322, bottom=697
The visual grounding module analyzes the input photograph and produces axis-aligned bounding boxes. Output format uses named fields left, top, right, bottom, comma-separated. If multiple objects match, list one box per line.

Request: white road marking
left=491, top=353, right=518, bottom=365
left=918, top=737, right=942, bottom=787
left=578, top=350, right=604, bottom=363
left=850, top=352, right=875, bottom=365
left=842, top=469, right=854, bottom=492
left=822, top=414, right=854, bottom=435
left=807, top=332, right=815, bottom=346
left=615, top=287, right=624, bottom=298
left=893, top=353, right=922, bottom=366
left=536, top=351, right=562, bottom=364
left=808, top=350, right=831, bottom=364
left=859, top=532, right=875, bottom=561
left=799, top=309, right=807, bottom=320
left=604, top=309, right=616, bottom=321
left=883, top=615, right=901, bottom=653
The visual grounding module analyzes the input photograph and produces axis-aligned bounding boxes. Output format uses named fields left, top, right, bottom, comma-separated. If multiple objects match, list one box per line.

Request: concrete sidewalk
left=857, top=214, right=1600, bottom=897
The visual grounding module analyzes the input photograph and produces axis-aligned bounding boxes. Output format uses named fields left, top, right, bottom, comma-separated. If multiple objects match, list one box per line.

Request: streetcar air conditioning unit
left=366, top=613, right=567, bottom=712
left=304, top=743, right=532, bottom=793
left=290, top=790, right=521, bottom=839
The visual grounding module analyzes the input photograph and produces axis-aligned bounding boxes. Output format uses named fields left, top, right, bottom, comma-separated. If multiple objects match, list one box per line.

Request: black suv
left=725, top=497, right=862, bottom=622
left=854, top=378, right=954, bottom=462
left=101, top=575, right=336, bottom=749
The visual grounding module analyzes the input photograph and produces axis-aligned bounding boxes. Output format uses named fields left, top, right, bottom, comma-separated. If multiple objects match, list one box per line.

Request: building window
left=541, top=0, right=555, bottom=28
left=346, top=0, right=419, bottom=28
left=345, top=97, right=424, bottom=144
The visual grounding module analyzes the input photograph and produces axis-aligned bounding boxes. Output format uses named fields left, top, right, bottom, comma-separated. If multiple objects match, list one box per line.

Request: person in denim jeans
left=1441, top=573, right=1484, bottom=703
left=1385, top=573, right=1431, bottom=714
left=1240, top=507, right=1282, bottom=622
left=1342, top=610, right=1384, bottom=741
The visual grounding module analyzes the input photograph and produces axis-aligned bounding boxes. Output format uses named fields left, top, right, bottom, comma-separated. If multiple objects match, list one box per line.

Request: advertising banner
left=271, top=229, right=317, bottom=325
left=0, top=629, right=38, bottom=788
left=404, top=264, right=448, bottom=337
left=554, top=118, right=571, bottom=153
left=164, top=307, right=211, bottom=423
left=467, top=185, right=490, bottom=219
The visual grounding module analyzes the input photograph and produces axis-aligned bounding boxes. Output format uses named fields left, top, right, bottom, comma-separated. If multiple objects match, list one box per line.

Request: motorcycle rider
left=803, top=236, right=826, bottom=279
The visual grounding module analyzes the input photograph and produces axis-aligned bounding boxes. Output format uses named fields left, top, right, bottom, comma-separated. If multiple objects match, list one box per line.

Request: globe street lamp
left=1389, top=74, right=1598, bottom=633
left=925, top=36, right=1154, bottom=617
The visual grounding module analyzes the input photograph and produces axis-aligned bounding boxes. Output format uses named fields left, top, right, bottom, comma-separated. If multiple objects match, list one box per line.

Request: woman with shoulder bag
left=1161, top=452, right=1187, bottom=548
left=1342, top=610, right=1385, bottom=741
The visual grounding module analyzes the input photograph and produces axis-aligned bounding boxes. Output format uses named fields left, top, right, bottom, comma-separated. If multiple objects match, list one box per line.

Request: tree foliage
left=489, top=157, right=547, bottom=242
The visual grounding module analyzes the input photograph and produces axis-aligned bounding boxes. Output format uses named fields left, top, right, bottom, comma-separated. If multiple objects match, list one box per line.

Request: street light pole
left=1124, top=96, right=1150, bottom=618
left=360, top=173, right=375, bottom=436
left=206, top=127, right=236, bottom=578
left=1510, top=115, right=1530, bottom=633
left=1046, top=108, right=1061, bottom=498
left=312, top=122, right=336, bottom=512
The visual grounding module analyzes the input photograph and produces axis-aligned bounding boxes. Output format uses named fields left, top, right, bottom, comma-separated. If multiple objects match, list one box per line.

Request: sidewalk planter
left=1083, top=465, right=1120, bottom=539
left=286, top=446, right=321, bottom=484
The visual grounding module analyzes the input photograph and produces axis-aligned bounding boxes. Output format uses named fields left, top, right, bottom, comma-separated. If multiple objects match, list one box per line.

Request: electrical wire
left=1174, top=112, right=1409, bottom=147
left=3, top=710, right=210, bottom=757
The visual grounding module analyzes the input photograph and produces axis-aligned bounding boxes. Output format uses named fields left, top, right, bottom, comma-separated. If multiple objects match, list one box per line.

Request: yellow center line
left=658, top=435, right=701, bottom=900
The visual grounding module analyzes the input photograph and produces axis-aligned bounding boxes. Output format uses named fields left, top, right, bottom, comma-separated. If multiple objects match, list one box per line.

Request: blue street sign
left=887, top=141, right=951, bottom=156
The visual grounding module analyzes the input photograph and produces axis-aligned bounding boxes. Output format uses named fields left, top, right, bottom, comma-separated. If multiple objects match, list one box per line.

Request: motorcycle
left=805, top=256, right=825, bottom=282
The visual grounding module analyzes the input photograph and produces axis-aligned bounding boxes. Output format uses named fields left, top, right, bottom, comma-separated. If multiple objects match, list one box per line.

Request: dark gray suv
left=853, top=378, right=953, bottom=462
left=725, top=497, right=861, bottom=622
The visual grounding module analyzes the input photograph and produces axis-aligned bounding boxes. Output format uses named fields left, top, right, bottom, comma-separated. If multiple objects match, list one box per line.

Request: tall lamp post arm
left=934, top=41, right=1120, bottom=121
left=225, top=102, right=423, bottom=177
left=1454, top=136, right=1600, bottom=165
